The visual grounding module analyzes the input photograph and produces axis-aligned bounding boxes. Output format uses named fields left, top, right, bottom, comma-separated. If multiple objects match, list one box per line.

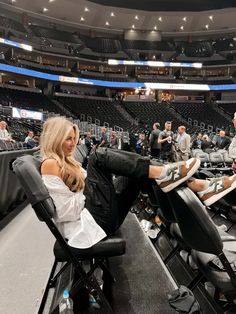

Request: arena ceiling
left=89, top=0, right=236, bottom=12
left=1, top=0, right=236, bottom=35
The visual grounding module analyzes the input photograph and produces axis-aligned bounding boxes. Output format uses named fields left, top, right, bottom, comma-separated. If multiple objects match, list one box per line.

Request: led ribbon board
left=108, top=59, right=202, bottom=68
left=1, top=63, right=236, bottom=91
left=0, top=38, right=32, bottom=51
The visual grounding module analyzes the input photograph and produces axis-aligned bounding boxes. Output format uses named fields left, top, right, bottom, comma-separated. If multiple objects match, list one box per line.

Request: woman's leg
left=187, top=174, right=236, bottom=207
left=84, top=147, right=200, bottom=234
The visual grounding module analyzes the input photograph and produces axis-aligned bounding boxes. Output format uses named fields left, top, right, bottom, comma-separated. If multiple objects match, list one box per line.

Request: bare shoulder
left=41, top=159, right=61, bottom=177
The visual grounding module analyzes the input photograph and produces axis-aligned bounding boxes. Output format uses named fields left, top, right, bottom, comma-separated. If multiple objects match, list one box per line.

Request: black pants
left=84, top=148, right=158, bottom=235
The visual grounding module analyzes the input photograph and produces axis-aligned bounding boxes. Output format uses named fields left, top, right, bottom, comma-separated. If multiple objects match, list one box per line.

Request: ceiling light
left=105, top=21, right=110, bottom=26
left=11, top=0, right=16, bottom=3
left=135, top=15, right=139, bottom=20
left=209, top=15, right=213, bottom=21
left=84, top=7, right=89, bottom=12
left=182, top=17, right=187, bottom=22
left=111, top=12, right=115, bottom=17
left=154, top=26, right=157, bottom=30
left=158, top=17, right=162, bottom=22
left=205, top=24, right=209, bottom=29
left=43, top=7, right=48, bottom=12
left=132, top=24, right=135, bottom=29
left=49, top=0, right=55, bottom=2
left=80, top=17, right=85, bottom=22
left=180, top=25, right=184, bottom=30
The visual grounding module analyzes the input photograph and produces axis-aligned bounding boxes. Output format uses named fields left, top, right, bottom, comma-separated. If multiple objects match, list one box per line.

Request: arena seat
left=12, top=155, right=126, bottom=313
left=168, top=187, right=236, bottom=303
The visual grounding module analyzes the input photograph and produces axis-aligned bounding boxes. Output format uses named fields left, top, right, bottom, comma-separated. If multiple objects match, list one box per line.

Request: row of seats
left=0, top=140, right=28, bottom=152
left=192, top=148, right=234, bottom=171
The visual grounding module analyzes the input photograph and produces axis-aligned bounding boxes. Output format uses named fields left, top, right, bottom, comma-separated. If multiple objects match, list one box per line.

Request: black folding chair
left=168, top=187, right=236, bottom=302
left=13, top=154, right=126, bottom=313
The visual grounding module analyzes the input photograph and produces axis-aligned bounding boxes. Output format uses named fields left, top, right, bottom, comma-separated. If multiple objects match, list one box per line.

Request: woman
left=40, top=117, right=236, bottom=249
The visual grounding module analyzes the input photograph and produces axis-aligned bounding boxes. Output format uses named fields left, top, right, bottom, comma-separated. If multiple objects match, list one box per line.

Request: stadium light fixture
left=43, top=7, right=48, bottom=12
left=135, top=15, right=139, bottom=20
left=158, top=17, right=162, bottom=22
left=182, top=17, right=187, bottom=22
left=111, top=12, right=115, bottom=17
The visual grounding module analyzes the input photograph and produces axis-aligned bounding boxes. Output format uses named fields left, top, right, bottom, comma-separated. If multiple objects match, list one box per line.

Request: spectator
left=25, top=131, right=34, bottom=144
left=99, top=127, right=108, bottom=147
left=191, top=133, right=203, bottom=149
left=27, top=135, right=40, bottom=149
left=201, top=134, right=214, bottom=152
left=0, top=120, right=14, bottom=142
left=110, top=131, right=119, bottom=149
left=175, top=126, right=191, bottom=161
left=158, top=121, right=174, bottom=162
left=135, top=132, right=149, bottom=156
left=214, top=130, right=231, bottom=150
left=149, top=122, right=161, bottom=158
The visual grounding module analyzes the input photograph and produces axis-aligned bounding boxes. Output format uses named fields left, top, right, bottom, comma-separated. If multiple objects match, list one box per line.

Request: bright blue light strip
left=1, top=63, right=236, bottom=91
left=0, top=63, right=59, bottom=81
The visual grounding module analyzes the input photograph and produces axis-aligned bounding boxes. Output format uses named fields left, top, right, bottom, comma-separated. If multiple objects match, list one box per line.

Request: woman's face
left=62, top=127, right=76, bottom=156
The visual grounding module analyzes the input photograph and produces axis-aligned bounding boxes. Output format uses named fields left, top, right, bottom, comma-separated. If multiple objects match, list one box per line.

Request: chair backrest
left=74, top=144, right=89, bottom=167
left=192, top=149, right=203, bottom=157
left=209, top=152, right=224, bottom=165
left=195, top=152, right=210, bottom=164
left=167, top=187, right=223, bottom=255
left=12, top=155, right=55, bottom=221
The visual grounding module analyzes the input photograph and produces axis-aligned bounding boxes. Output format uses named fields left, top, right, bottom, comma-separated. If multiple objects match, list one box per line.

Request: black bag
left=167, top=285, right=201, bottom=313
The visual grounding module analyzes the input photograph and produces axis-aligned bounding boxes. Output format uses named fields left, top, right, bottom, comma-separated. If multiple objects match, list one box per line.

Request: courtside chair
left=12, top=154, right=126, bottom=313
left=167, top=187, right=236, bottom=303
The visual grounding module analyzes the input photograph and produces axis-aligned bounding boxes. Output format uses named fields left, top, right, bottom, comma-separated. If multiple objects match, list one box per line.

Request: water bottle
left=59, top=290, right=73, bottom=314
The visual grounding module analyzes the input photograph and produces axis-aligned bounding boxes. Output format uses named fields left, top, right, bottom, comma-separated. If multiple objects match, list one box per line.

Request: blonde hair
left=40, top=117, right=85, bottom=192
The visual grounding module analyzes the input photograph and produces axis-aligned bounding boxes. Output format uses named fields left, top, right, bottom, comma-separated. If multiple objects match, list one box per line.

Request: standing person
left=149, top=122, right=161, bottom=158
left=40, top=117, right=236, bottom=249
left=229, top=112, right=236, bottom=170
left=175, top=126, right=191, bottom=161
left=158, top=121, right=174, bottom=162
left=99, top=127, right=108, bottom=147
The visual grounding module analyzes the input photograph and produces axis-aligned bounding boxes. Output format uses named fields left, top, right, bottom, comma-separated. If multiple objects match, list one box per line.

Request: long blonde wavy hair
left=40, top=117, right=85, bottom=192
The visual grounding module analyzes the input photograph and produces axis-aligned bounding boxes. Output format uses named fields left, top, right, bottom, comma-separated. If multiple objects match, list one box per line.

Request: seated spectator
left=214, top=130, right=231, bottom=150
left=84, top=132, right=94, bottom=153
left=27, top=135, right=40, bottom=149
left=201, top=134, right=214, bottom=152
left=40, top=117, right=236, bottom=249
left=191, top=133, right=203, bottom=149
left=0, top=120, right=15, bottom=142
left=25, top=131, right=34, bottom=144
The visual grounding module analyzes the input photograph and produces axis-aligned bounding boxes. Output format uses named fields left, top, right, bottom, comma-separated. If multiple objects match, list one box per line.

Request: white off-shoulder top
left=42, top=170, right=106, bottom=249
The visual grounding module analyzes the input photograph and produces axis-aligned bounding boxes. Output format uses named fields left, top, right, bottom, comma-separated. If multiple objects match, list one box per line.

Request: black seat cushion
left=54, top=236, right=126, bottom=261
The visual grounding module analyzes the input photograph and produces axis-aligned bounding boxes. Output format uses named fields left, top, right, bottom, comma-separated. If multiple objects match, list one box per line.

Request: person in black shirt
left=158, top=121, right=174, bottom=162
